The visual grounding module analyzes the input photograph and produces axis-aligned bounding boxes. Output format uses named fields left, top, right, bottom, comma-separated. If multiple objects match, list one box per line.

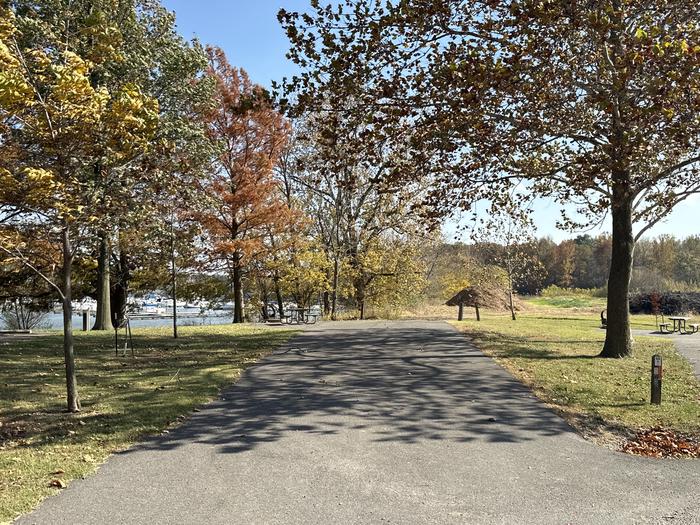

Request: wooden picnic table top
left=668, top=316, right=690, bottom=320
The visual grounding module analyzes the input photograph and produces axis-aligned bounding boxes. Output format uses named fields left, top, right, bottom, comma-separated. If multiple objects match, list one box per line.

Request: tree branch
left=0, top=244, right=64, bottom=300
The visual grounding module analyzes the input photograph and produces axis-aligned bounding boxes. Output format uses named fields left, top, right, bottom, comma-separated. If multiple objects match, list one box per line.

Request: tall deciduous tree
left=0, top=4, right=158, bottom=411
left=281, top=1, right=700, bottom=357
left=277, top=111, right=431, bottom=319
left=100, top=2, right=212, bottom=331
left=200, top=47, right=291, bottom=323
left=277, top=241, right=330, bottom=311
left=57, top=0, right=212, bottom=330
left=357, top=237, right=427, bottom=318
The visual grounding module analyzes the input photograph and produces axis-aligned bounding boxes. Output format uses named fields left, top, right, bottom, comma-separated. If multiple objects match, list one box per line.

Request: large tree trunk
left=61, top=227, right=80, bottom=412
left=458, top=303, right=464, bottom=321
left=323, top=290, right=330, bottom=316
left=601, top=186, right=634, bottom=358
left=256, top=280, right=269, bottom=320
left=355, top=277, right=366, bottom=320
left=322, top=261, right=332, bottom=316
left=232, top=262, right=244, bottom=323
left=111, top=247, right=130, bottom=328
left=92, top=232, right=111, bottom=330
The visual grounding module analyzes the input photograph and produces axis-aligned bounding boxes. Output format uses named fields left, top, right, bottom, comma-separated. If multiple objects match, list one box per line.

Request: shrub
left=1, top=299, right=50, bottom=330
left=630, top=267, right=698, bottom=294
left=541, top=285, right=596, bottom=298
left=591, top=286, right=608, bottom=298
left=629, top=292, right=700, bottom=315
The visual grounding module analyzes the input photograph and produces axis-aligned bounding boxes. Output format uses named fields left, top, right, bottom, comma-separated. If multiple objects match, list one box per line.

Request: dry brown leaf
left=622, top=427, right=700, bottom=458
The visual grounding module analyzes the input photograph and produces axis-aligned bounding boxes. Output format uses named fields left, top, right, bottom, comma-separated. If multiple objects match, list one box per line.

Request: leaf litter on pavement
left=622, top=427, right=700, bottom=458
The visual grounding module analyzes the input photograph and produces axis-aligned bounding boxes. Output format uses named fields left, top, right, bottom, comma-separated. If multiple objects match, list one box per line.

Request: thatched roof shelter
left=446, top=287, right=484, bottom=307
left=446, top=286, right=516, bottom=321
left=446, top=287, right=510, bottom=309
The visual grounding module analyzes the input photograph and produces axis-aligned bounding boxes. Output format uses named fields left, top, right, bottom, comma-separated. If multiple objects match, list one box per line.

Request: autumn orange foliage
left=198, top=47, right=292, bottom=322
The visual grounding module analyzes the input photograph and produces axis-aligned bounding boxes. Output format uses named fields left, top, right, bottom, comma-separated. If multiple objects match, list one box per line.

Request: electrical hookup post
left=651, top=354, right=662, bottom=405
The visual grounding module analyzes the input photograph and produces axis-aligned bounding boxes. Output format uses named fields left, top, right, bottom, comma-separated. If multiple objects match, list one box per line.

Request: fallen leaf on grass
left=48, top=479, right=66, bottom=489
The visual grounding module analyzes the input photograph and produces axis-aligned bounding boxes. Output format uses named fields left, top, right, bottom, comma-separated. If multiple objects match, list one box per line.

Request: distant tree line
left=536, top=234, right=700, bottom=293
left=426, top=234, right=700, bottom=300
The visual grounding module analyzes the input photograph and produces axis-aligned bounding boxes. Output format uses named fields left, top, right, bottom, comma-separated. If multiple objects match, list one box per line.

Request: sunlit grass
left=0, top=324, right=296, bottom=523
left=451, top=313, right=700, bottom=439
left=525, top=294, right=607, bottom=310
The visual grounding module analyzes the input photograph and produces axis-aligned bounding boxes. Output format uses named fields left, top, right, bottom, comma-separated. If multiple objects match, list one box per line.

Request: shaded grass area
left=0, top=324, right=295, bottom=523
left=451, top=313, right=700, bottom=441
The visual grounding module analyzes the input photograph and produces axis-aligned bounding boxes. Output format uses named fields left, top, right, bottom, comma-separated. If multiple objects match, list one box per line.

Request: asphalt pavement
left=631, top=329, right=700, bottom=380
left=16, top=321, right=700, bottom=525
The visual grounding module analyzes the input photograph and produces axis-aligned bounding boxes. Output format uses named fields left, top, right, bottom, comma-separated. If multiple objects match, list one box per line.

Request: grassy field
left=527, top=294, right=606, bottom=310
left=451, top=311, right=700, bottom=445
left=0, top=324, right=296, bottom=524
left=524, top=288, right=607, bottom=310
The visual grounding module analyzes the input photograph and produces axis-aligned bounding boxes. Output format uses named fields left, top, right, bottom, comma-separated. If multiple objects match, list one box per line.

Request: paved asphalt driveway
left=632, top=329, right=700, bottom=380
left=16, top=321, right=699, bottom=525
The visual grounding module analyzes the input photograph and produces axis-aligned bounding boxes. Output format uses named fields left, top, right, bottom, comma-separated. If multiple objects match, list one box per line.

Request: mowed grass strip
left=0, top=324, right=296, bottom=523
left=526, top=294, right=606, bottom=310
left=451, top=313, right=700, bottom=439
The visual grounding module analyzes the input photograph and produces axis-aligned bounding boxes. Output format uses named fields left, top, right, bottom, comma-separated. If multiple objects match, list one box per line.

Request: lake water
left=41, top=309, right=235, bottom=331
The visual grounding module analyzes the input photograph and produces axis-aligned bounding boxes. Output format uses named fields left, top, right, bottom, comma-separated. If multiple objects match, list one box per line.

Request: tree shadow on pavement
left=124, top=323, right=575, bottom=456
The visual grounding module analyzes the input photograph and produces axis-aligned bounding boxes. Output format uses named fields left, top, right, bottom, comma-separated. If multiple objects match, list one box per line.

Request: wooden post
left=651, top=354, right=662, bottom=405
left=458, top=303, right=464, bottom=321
left=475, top=304, right=481, bottom=321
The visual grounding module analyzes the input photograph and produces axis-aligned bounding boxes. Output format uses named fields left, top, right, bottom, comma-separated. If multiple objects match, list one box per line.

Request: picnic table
left=284, top=307, right=318, bottom=325
left=660, top=316, right=699, bottom=334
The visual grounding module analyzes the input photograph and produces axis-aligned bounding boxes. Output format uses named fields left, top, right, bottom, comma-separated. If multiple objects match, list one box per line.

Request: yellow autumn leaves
left=104, top=84, right=159, bottom=160
left=22, top=49, right=159, bottom=162
left=81, top=9, right=125, bottom=66
left=0, top=7, right=31, bottom=110
left=277, top=245, right=331, bottom=305
left=0, top=5, right=159, bottom=222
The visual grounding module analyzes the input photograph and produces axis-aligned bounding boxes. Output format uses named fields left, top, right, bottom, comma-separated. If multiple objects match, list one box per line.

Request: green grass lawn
left=451, top=313, right=700, bottom=441
left=0, top=324, right=296, bottom=524
left=525, top=294, right=607, bottom=310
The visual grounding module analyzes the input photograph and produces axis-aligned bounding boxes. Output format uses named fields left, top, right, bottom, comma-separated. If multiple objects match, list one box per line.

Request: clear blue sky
left=161, top=0, right=305, bottom=86
left=161, top=0, right=698, bottom=242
